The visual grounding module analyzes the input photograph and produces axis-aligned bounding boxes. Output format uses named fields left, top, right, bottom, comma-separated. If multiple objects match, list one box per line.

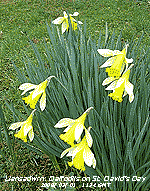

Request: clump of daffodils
left=97, top=44, right=133, bottom=78
left=104, top=64, right=134, bottom=103
left=98, top=44, right=134, bottom=103
left=54, top=107, right=93, bottom=146
left=52, top=11, right=83, bottom=34
left=60, top=127, right=96, bottom=171
left=55, top=107, right=96, bottom=171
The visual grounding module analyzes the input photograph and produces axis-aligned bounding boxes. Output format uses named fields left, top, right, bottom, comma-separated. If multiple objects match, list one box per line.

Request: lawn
left=0, top=0, right=149, bottom=190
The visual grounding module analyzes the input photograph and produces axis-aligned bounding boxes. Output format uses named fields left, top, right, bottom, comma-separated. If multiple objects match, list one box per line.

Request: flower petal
left=9, top=122, right=25, bottom=130
left=28, top=128, right=34, bottom=142
left=102, top=77, right=117, bottom=86
left=75, top=124, right=84, bottom=142
left=70, top=12, right=79, bottom=16
left=40, top=91, right=46, bottom=111
left=77, top=21, right=83, bottom=24
left=85, top=128, right=93, bottom=148
left=66, top=146, right=80, bottom=158
left=125, top=58, right=133, bottom=63
left=63, top=122, right=75, bottom=132
left=63, top=11, right=68, bottom=18
left=23, top=124, right=32, bottom=136
left=32, top=88, right=43, bottom=100
left=19, top=83, right=37, bottom=95
left=83, top=147, right=95, bottom=167
left=97, top=49, right=121, bottom=57
left=62, top=21, right=67, bottom=34
left=60, top=147, right=72, bottom=158
left=125, top=81, right=134, bottom=103
left=92, top=157, right=96, bottom=168
left=100, top=57, right=117, bottom=68
left=105, top=80, right=118, bottom=90
left=52, top=17, right=64, bottom=24
left=54, top=118, right=75, bottom=128
left=32, top=80, right=47, bottom=99
left=19, top=83, right=36, bottom=90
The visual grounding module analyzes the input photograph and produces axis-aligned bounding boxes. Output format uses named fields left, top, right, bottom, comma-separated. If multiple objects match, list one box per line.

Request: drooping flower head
left=97, top=44, right=133, bottom=78
left=54, top=107, right=93, bottom=146
left=19, top=76, right=66, bottom=111
left=9, top=109, right=36, bottom=142
left=52, top=11, right=83, bottom=34
left=60, top=127, right=96, bottom=171
left=105, top=64, right=134, bottom=103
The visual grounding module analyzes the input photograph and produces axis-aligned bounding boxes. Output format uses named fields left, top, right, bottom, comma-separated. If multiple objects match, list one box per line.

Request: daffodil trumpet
left=19, top=76, right=67, bottom=111
left=60, top=127, right=96, bottom=171
left=9, top=109, right=36, bottom=142
left=97, top=44, right=133, bottom=78
left=105, top=64, right=134, bottom=103
left=52, top=11, right=83, bottom=34
left=54, top=107, right=93, bottom=146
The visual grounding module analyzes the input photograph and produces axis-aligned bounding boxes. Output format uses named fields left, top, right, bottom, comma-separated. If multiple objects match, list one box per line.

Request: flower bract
left=52, top=11, right=83, bottom=34
left=19, top=76, right=55, bottom=111
left=9, top=109, right=36, bottom=142
left=54, top=107, right=93, bottom=146
left=60, top=128, right=96, bottom=171
left=105, top=64, right=134, bottom=103
left=97, top=44, right=133, bottom=78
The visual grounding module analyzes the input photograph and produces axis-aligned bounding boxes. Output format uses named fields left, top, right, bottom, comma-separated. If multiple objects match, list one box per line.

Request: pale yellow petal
left=75, top=123, right=84, bottom=142
left=28, top=128, right=34, bottom=142
left=19, top=83, right=37, bottom=95
left=40, top=91, right=46, bottom=111
left=125, top=81, right=134, bottom=103
left=62, top=21, right=68, bottom=34
left=54, top=118, right=75, bottom=128
left=23, top=124, right=32, bottom=136
left=100, top=57, right=117, bottom=68
left=9, top=122, right=25, bottom=130
left=32, top=80, right=47, bottom=99
left=102, top=77, right=117, bottom=86
left=77, top=21, right=83, bottom=24
left=60, top=147, right=72, bottom=158
left=83, top=147, right=95, bottom=167
left=125, top=58, right=133, bottom=63
left=52, top=17, right=64, bottom=24
left=97, top=49, right=116, bottom=57
left=70, top=12, right=79, bottom=16
left=105, top=80, right=118, bottom=90
left=85, top=128, right=93, bottom=148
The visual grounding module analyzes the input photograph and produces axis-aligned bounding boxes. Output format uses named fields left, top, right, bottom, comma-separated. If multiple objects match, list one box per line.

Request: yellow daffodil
left=19, top=76, right=60, bottom=111
left=60, top=127, right=96, bottom=171
left=52, top=11, right=83, bottom=34
left=54, top=107, right=93, bottom=146
left=105, top=64, right=134, bottom=103
left=9, top=109, right=36, bottom=142
left=97, top=44, right=133, bottom=78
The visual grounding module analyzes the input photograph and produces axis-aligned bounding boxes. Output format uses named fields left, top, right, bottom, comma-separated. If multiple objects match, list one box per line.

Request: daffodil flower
left=9, top=109, right=36, bottom=142
left=105, top=64, right=134, bottom=103
left=52, top=11, right=83, bottom=34
left=60, top=127, right=96, bottom=171
left=19, top=76, right=66, bottom=111
left=97, top=44, right=133, bottom=78
left=54, top=107, right=93, bottom=146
